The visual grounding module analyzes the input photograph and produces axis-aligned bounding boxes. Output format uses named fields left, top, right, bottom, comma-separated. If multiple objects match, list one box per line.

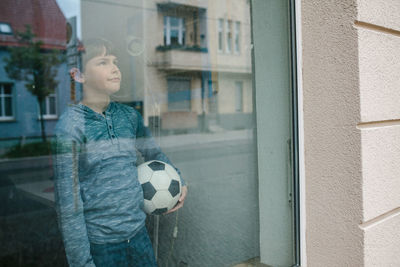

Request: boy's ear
left=70, top=67, right=85, bottom=83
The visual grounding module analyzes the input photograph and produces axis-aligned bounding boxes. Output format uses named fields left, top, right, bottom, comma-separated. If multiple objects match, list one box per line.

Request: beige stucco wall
left=217, top=73, right=252, bottom=114
left=303, top=0, right=400, bottom=266
left=302, top=0, right=363, bottom=266
left=358, top=0, right=400, bottom=266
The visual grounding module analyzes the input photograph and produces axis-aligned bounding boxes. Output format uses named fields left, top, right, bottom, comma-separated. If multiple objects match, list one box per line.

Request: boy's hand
left=165, top=185, right=188, bottom=214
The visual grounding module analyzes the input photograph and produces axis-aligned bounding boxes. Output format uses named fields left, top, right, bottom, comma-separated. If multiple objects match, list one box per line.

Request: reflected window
left=235, top=81, right=243, bottom=112
left=167, top=78, right=191, bottom=111
left=164, top=16, right=186, bottom=46
left=218, top=18, right=224, bottom=52
left=37, top=93, right=57, bottom=119
left=234, top=21, right=240, bottom=53
left=225, top=20, right=232, bottom=53
left=43, top=93, right=57, bottom=119
left=0, top=22, right=13, bottom=35
left=0, top=83, right=14, bottom=119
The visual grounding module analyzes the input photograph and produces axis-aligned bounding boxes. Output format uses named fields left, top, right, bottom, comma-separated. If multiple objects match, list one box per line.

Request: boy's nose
left=111, top=65, right=120, bottom=73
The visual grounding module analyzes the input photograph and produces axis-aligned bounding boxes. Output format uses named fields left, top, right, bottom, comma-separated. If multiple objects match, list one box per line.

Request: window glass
left=49, top=95, right=57, bottom=115
left=169, top=17, right=180, bottom=27
left=218, top=18, right=224, bottom=52
left=235, top=81, right=244, bottom=112
left=0, top=1, right=277, bottom=266
left=4, top=97, right=12, bottom=116
left=167, top=78, right=191, bottom=111
left=0, top=23, right=12, bottom=34
left=170, top=28, right=179, bottom=45
left=235, top=21, right=241, bottom=53
left=0, top=84, right=13, bottom=118
left=164, top=16, right=185, bottom=46
left=226, top=20, right=232, bottom=53
left=3, top=83, right=12, bottom=95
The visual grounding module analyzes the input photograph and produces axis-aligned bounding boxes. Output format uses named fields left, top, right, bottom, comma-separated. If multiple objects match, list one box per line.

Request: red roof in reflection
left=0, top=0, right=67, bottom=50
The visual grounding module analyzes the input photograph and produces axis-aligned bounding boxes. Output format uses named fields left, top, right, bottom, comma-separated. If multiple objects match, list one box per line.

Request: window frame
left=37, top=93, right=58, bottom=120
left=0, top=83, right=15, bottom=121
left=234, top=81, right=243, bottom=112
left=163, top=16, right=186, bottom=46
left=217, top=18, right=224, bottom=53
left=42, top=93, right=58, bottom=119
left=234, top=21, right=241, bottom=54
left=167, top=77, right=192, bottom=112
left=251, top=0, right=302, bottom=265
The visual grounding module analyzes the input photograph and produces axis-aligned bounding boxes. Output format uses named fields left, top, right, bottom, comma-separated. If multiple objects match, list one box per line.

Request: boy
left=53, top=38, right=187, bottom=267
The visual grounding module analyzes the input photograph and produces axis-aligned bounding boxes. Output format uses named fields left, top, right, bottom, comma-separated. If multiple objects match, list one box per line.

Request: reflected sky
left=56, top=0, right=81, bottom=38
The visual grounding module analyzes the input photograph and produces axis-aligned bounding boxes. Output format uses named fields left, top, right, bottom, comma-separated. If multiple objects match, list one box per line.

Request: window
left=164, top=16, right=186, bottom=46
left=218, top=19, right=239, bottom=54
left=235, top=81, right=243, bottom=112
left=167, top=78, right=191, bottom=111
left=0, top=83, right=14, bottom=119
left=0, top=22, right=13, bottom=35
left=225, top=20, right=232, bottom=53
left=234, top=21, right=240, bottom=53
left=218, top=19, right=224, bottom=52
left=39, top=93, right=57, bottom=119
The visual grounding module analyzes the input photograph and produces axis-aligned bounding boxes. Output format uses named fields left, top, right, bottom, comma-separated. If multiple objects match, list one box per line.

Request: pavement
left=158, top=128, right=254, bottom=150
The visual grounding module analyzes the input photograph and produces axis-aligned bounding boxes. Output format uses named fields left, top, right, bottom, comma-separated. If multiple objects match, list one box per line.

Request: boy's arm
left=135, top=111, right=186, bottom=187
left=53, top=133, right=96, bottom=267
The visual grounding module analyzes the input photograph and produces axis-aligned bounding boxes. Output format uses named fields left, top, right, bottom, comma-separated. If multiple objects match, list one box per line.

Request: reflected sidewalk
left=159, top=129, right=254, bottom=150
left=3, top=129, right=254, bottom=209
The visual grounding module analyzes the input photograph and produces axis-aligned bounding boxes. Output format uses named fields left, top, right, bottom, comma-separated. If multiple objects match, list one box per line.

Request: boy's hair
left=80, top=38, right=116, bottom=71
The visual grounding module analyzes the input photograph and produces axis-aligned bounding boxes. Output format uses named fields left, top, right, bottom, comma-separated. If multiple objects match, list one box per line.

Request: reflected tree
left=4, top=25, right=65, bottom=142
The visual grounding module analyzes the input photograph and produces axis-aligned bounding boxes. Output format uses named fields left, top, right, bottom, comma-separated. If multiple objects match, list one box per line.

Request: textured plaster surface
left=302, top=0, right=364, bottom=266
left=358, top=0, right=400, bottom=31
left=357, top=0, right=400, bottom=266
left=359, top=28, right=400, bottom=122
left=361, top=125, right=400, bottom=222
left=363, top=211, right=400, bottom=267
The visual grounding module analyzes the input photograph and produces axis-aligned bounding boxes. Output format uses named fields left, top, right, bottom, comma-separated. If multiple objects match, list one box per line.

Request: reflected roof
left=0, top=0, right=67, bottom=49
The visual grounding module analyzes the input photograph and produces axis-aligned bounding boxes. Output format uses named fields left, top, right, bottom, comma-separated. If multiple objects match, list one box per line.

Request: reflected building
left=81, top=0, right=253, bottom=134
left=0, top=0, right=70, bottom=151
left=144, top=0, right=253, bottom=133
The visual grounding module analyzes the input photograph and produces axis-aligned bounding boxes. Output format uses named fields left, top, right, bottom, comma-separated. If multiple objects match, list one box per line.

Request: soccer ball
left=138, top=160, right=182, bottom=215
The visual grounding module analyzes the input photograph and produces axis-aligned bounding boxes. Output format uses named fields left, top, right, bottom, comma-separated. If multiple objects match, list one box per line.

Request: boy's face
left=83, top=53, right=121, bottom=96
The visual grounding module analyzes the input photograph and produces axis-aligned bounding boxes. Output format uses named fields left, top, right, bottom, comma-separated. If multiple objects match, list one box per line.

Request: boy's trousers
left=89, top=225, right=157, bottom=267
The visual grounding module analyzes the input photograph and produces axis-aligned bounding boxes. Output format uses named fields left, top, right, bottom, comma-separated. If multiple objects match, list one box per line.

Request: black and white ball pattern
left=138, top=160, right=181, bottom=215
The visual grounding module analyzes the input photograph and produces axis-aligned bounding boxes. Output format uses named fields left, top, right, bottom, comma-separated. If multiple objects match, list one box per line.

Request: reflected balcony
left=154, top=45, right=211, bottom=71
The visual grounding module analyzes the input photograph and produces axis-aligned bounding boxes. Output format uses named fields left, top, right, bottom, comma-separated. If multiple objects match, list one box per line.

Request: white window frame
left=39, top=93, right=58, bottom=120
left=234, top=21, right=241, bottom=54
left=164, top=16, right=186, bottom=46
left=0, top=83, right=14, bottom=121
left=217, top=19, right=224, bottom=52
left=294, top=0, right=306, bottom=264
left=225, top=20, right=232, bottom=53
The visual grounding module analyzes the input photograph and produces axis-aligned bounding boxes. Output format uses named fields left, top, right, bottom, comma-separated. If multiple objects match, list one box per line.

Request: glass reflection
left=0, top=0, right=257, bottom=266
